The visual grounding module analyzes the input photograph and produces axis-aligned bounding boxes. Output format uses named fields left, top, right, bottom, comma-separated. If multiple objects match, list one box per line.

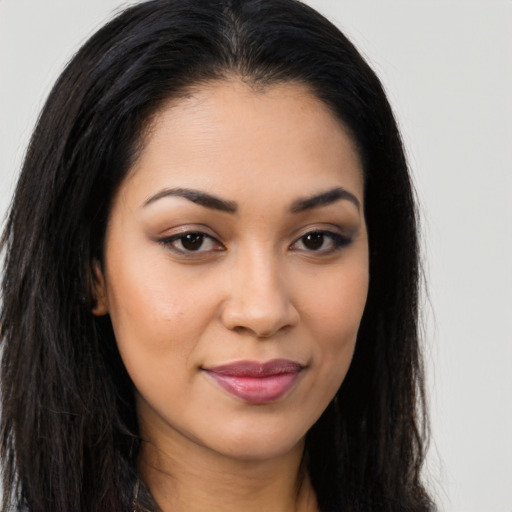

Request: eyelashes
left=161, top=232, right=223, bottom=253
left=289, top=231, right=351, bottom=253
left=158, top=229, right=352, bottom=257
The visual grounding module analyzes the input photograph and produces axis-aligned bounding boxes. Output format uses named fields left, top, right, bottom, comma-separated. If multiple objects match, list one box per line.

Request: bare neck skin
left=138, top=415, right=318, bottom=512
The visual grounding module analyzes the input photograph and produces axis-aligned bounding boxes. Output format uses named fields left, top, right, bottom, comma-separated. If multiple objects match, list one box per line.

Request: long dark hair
left=1, top=1, right=433, bottom=510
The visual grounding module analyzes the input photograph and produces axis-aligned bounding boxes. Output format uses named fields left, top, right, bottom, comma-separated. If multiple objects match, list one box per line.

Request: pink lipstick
left=203, top=359, right=304, bottom=404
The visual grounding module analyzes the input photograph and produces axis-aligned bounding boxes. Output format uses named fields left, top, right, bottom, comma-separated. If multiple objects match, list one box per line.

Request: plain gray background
left=1, top=1, right=511, bottom=511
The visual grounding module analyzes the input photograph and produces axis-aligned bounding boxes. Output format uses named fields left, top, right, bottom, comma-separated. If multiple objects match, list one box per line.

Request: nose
left=220, top=252, right=299, bottom=338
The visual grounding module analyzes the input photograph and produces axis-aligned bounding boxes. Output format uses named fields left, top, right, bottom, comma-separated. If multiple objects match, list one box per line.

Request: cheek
left=103, top=253, right=215, bottom=380
left=300, top=260, right=368, bottom=389
left=304, top=259, right=368, bottom=338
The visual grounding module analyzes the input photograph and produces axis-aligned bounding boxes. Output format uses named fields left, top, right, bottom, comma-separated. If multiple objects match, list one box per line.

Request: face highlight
left=95, top=80, right=369, bottom=463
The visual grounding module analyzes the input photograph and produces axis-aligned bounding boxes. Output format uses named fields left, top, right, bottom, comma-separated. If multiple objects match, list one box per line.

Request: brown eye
left=291, top=230, right=351, bottom=254
left=302, top=232, right=325, bottom=250
left=181, top=233, right=205, bottom=251
left=159, top=231, right=223, bottom=255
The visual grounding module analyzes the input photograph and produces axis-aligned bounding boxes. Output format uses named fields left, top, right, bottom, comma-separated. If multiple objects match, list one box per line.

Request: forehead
left=122, top=79, right=364, bottom=206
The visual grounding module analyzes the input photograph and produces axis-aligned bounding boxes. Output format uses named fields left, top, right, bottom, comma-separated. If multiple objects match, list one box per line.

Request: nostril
left=231, top=323, right=292, bottom=339
left=233, top=325, right=249, bottom=336
left=219, top=273, right=300, bottom=338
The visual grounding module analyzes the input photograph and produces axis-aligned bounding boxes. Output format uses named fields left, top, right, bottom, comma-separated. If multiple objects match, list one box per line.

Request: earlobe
left=91, top=261, right=109, bottom=316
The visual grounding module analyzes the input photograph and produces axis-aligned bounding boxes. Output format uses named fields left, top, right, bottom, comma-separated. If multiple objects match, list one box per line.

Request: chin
left=203, top=419, right=308, bottom=462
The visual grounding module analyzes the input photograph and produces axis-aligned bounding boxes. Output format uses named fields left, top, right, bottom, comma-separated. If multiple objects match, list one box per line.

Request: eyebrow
left=143, top=185, right=360, bottom=214
left=290, top=187, right=361, bottom=213
left=143, top=187, right=238, bottom=213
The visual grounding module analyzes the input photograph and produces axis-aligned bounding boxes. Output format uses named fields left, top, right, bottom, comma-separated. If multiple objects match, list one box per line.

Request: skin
left=94, top=80, right=369, bottom=512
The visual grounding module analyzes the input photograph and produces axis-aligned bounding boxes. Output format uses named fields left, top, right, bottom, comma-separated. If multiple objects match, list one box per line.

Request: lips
left=203, top=359, right=304, bottom=404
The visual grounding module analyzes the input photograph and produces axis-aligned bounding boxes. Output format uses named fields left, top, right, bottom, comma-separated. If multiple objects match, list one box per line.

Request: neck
left=138, top=435, right=318, bottom=512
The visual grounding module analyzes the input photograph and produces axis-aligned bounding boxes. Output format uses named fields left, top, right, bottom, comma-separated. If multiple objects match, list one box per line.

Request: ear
left=91, top=261, right=109, bottom=316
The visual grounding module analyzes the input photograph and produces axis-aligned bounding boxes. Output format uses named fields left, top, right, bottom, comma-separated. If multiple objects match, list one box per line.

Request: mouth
left=202, top=359, right=305, bottom=404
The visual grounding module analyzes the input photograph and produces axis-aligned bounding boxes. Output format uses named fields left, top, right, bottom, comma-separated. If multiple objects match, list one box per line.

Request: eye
left=291, top=230, right=351, bottom=254
left=159, top=231, right=223, bottom=254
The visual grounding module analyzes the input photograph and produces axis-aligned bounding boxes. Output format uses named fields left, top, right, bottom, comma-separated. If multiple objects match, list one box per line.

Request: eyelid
left=155, top=223, right=219, bottom=237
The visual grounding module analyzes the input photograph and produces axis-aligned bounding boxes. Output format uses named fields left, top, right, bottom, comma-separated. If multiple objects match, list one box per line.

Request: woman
left=0, top=0, right=434, bottom=511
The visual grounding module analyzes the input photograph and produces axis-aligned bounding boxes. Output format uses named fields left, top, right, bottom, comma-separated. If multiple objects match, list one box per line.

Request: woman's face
left=95, top=80, right=369, bottom=461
